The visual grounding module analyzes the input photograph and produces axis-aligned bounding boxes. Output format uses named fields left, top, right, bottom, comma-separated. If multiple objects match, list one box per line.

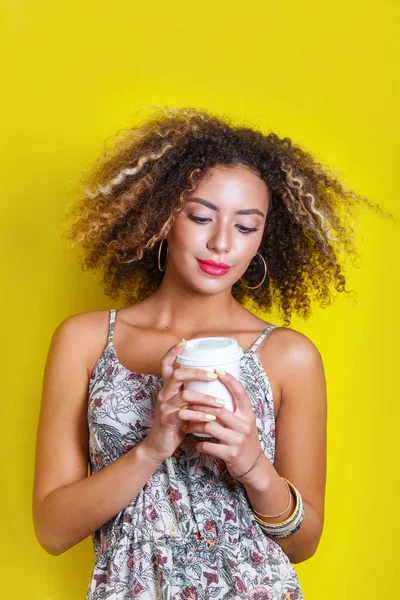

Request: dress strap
left=247, top=324, right=279, bottom=354
left=108, top=309, right=116, bottom=344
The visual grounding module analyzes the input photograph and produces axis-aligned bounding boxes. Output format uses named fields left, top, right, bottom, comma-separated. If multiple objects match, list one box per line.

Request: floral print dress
left=86, top=309, right=305, bottom=600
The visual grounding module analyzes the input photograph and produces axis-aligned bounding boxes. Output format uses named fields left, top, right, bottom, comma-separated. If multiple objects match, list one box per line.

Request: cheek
left=170, top=218, right=205, bottom=248
left=237, top=236, right=261, bottom=257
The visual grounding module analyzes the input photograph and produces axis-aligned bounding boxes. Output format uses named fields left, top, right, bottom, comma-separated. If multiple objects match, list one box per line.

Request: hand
left=183, top=368, right=264, bottom=480
left=141, top=341, right=225, bottom=464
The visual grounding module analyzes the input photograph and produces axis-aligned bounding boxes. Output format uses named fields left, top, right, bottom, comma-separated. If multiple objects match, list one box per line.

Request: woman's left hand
left=184, top=368, right=264, bottom=480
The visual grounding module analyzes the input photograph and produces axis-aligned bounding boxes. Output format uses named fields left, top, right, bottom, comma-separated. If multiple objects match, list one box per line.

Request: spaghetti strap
left=108, top=309, right=116, bottom=344
left=247, top=324, right=279, bottom=354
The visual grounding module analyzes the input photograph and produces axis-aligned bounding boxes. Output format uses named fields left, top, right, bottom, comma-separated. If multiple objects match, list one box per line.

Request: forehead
left=189, top=165, right=270, bottom=211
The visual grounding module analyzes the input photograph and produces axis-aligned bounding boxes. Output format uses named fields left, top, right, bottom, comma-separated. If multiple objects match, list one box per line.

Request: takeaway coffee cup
left=176, top=336, right=244, bottom=438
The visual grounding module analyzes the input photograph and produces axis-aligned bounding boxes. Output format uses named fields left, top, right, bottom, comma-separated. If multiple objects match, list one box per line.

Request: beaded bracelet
left=256, top=505, right=305, bottom=538
left=252, top=478, right=305, bottom=539
left=260, top=512, right=305, bottom=539
left=254, top=499, right=302, bottom=532
left=254, top=490, right=304, bottom=537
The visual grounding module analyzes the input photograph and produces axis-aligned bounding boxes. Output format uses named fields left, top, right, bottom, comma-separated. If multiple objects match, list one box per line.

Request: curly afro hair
left=61, top=105, right=394, bottom=326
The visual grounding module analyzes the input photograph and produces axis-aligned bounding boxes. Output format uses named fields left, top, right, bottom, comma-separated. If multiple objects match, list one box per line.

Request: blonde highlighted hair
left=61, top=105, right=394, bottom=325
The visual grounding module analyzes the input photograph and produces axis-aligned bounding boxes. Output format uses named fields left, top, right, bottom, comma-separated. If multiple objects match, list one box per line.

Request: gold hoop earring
left=240, top=252, right=267, bottom=289
left=158, top=238, right=168, bottom=272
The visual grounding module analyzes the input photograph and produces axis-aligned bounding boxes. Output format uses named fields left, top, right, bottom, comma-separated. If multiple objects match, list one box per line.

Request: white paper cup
left=176, top=336, right=243, bottom=438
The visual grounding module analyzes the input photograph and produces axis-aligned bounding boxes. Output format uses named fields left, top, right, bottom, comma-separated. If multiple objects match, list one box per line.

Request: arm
left=241, top=328, right=327, bottom=564
left=32, top=314, right=162, bottom=556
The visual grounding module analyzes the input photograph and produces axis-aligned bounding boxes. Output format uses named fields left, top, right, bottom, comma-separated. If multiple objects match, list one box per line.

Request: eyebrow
left=185, top=197, right=265, bottom=218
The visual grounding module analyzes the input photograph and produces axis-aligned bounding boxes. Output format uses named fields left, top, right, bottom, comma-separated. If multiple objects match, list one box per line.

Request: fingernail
left=176, top=338, right=186, bottom=347
left=181, top=404, right=189, bottom=409
left=206, top=372, right=218, bottom=379
left=205, top=413, right=216, bottom=420
left=215, top=368, right=225, bottom=375
left=215, top=398, right=226, bottom=406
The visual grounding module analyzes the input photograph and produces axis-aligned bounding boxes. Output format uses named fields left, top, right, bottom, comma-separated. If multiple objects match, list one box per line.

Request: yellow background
left=2, top=1, right=399, bottom=598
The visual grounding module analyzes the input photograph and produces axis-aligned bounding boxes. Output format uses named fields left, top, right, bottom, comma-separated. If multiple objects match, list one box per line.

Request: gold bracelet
left=252, top=478, right=292, bottom=518
left=253, top=478, right=299, bottom=526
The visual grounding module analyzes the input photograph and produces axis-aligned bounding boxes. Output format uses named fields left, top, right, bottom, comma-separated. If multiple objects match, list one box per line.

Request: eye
left=237, top=226, right=259, bottom=236
left=188, top=215, right=210, bottom=225
left=187, top=214, right=259, bottom=236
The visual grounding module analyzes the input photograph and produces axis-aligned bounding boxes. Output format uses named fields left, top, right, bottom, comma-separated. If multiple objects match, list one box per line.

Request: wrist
left=134, top=440, right=165, bottom=468
left=238, top=454, right=274, bottom=492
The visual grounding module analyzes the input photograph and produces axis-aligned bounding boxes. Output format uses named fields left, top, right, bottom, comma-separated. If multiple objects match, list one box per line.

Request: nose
left=206, top=225, right=231, bottom=254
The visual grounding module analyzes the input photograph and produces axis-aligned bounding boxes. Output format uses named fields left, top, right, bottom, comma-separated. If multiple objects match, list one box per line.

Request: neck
left=148, top=270, right=243, bottom=335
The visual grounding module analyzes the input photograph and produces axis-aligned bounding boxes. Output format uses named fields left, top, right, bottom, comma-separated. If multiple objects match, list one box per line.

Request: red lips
left=197, top=259, right=231, bottom=269
left=197, top=259, right=231, bottom=277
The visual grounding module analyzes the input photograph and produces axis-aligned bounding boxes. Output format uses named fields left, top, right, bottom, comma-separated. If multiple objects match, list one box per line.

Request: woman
left=33, top=106, right=384, bottom=599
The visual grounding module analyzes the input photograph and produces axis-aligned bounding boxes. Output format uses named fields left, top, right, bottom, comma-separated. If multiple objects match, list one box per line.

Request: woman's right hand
left=141, top=340, right=224, bottom=464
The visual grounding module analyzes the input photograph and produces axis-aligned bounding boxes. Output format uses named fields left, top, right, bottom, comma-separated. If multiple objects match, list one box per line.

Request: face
left=165, top=164, right=270, bottom=293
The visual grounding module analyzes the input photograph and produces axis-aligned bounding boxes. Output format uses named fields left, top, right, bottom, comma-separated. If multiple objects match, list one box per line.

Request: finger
left=185, top=420, right=240, bottom=445
left=194, top=440, right=231, bottom=460
left=175, top=388, right=227, bottom=411
left=215, top=369, right=252, bottom=415
left=181, top=406, right=249, bottom=435
left=162, top=367, right=218, bottom=397
left=178, top=407, right=223, bottom=423
left=160, top=339, right=188, bottom=382
left=163, top=395, right=222, bottom=429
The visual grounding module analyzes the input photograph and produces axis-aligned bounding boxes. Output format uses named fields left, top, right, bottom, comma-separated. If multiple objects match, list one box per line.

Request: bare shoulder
left=52, top=309, right=112, bottom=377
left=56, top=308, right=110, bottom=334
left=263, top=325, right=324, bottom=370
left=263, top=325, right=325, bottom=393
left=258, top=325, right=325, bottom=417
left=269, top=326, right=327, bottom=409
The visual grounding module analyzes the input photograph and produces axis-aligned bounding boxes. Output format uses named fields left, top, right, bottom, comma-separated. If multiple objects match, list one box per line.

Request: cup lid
left=176, top=336, right=244, bottom=366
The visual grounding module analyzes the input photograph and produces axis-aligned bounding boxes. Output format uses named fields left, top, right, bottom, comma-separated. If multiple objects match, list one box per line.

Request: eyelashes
left=187, top=214, right=259, bottom=236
